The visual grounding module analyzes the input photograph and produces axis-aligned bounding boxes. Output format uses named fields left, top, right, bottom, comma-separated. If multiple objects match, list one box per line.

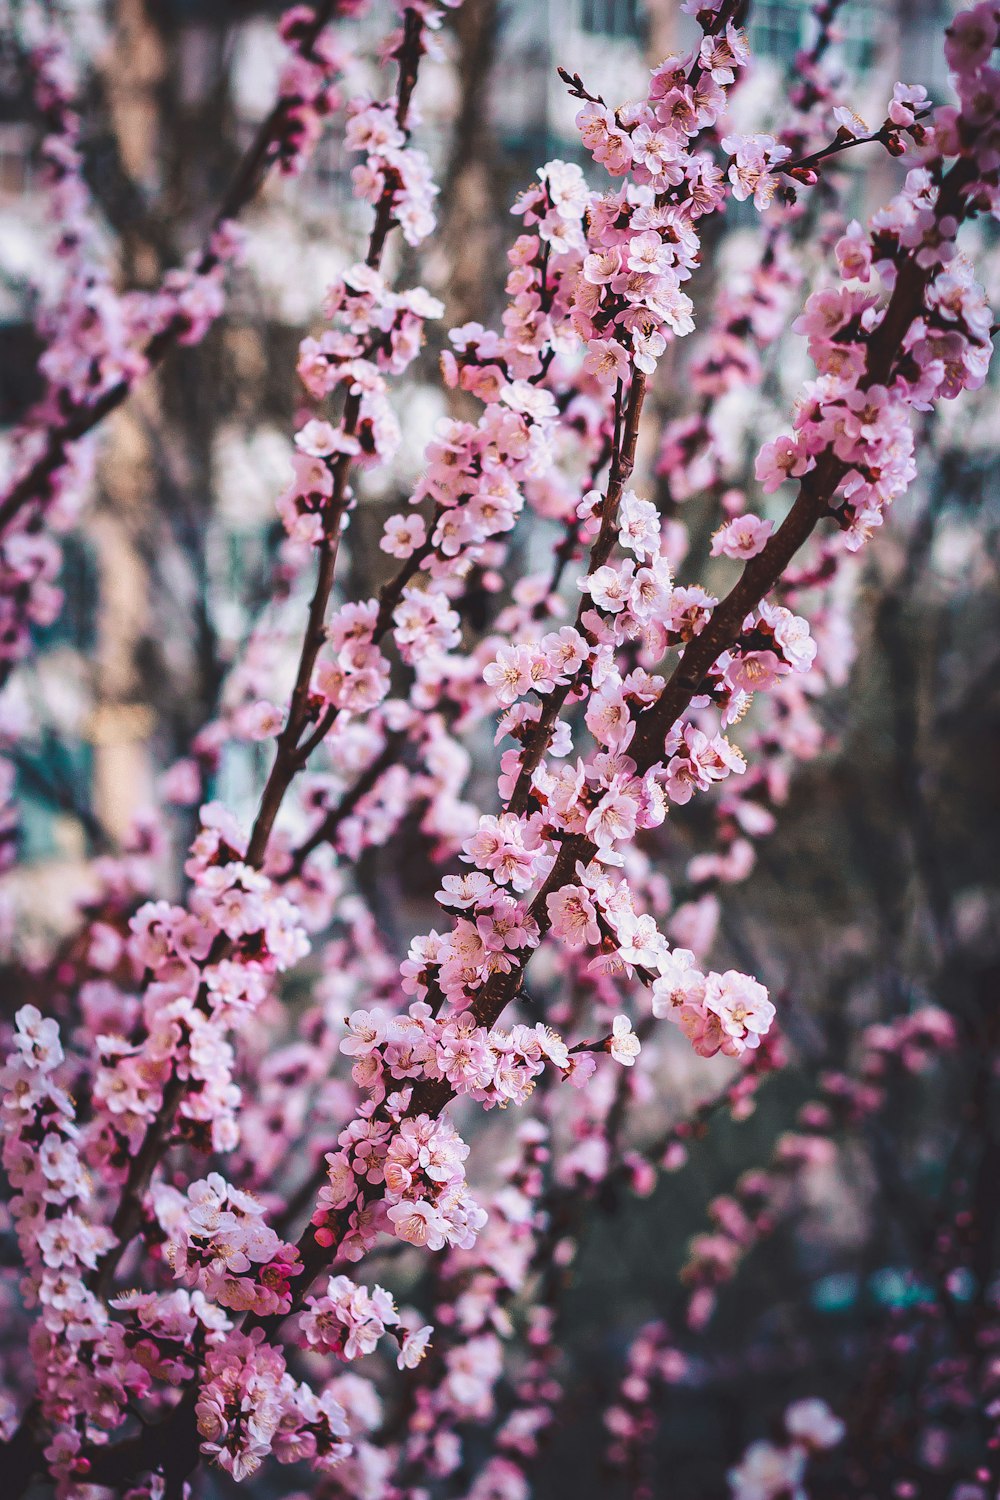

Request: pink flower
left=710, top=514, right=772, bottom=560
left=476, top=897, right=538, bottom=953
left=397, top=1323, right=433, bottom=1369
left=13, top=1006, right=64, bottom=1071
left=651, top=949, right=707, bottom=1020
left=832, top=104, right=868, bottom=140
left=583, top=338, right=631, bottom=387
left=725, top=650, right=788, bottom=695
left=386, top=1199, right=447, bottom=1251
left=340, top=1010, right=387, bottom=1057
left=584, top=562, right=635, bottom=613
left=236, top=700, right=285, bottom=741
left=944, top=7, right=998, bottom=74
left=546, top=884, right=601, bottom=948
left=464, top=814, right=540, bottom=892
left=294, top=418, right=343, bottom=457
left=703, top=971, right=775, bottom=1055
left=484, top=643, right=532, bottom=706
left=625, top=230, right=670, bottom=276
left=720, top=133, right=791, bottom=210
left=761, top=603, right=817, bottom=672
left=437, top=872, right=497, bottom=909
left=754, top=433, right=809, bottom=492
left=381, top=513, right=426, bottom=558
left=835, top=220, right=873, bottom=282
left=576, top=102, right=633, bottom=173
left=888, top=82, right=929, bottom=128
left=541, top=625, right=589, bottom=681
left=583, top=247, right=623, bottom=285
left=618, top=489, right=662, bottom=559
left=586, top=782, right=640, bottom=852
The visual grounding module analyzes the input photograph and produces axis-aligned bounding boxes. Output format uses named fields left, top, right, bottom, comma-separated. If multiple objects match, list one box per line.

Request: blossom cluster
left=0, top=1006, right=117, bottom=1480
left=194, top=1329, right=351, bottom=1481
left=85, top=808, right=310, bottom=1168
left=755, top=175, right=994, bottom=549
left=154, top=1173, right=303, bottom=1316
left=727, top=1398, right=845, bottom=1500
left=312, top=1099, right=487, bottom=1259
left=384, top=1118, right=551, bottom=1490
left=680, top=1006, right=958, bottom=1330
left=301, top=1273, right=432, bottom=1367
left=603, top=1320, right=688, bottom=1488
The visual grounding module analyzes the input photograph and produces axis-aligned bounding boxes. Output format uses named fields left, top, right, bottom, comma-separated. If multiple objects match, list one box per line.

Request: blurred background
left=1, top=1, right=998, bottom=1496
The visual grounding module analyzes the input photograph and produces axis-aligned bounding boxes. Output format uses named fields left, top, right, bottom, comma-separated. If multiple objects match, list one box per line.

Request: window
left=751, top=0, right=878, bottom=75
left=751, top=0, right=810, bottom=62
left=578, top=0, right=643, bottom=41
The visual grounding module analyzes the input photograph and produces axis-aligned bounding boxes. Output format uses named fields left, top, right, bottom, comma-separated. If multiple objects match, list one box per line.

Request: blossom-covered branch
left=0, top=1, right=997, bottom=1497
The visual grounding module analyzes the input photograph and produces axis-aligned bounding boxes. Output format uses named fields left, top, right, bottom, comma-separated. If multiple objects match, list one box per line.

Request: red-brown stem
left=507, top=373, right=647, bottom=816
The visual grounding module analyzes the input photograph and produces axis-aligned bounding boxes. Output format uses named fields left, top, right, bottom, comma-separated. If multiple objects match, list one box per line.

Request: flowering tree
left=0, top=0, right=999, bottom=1497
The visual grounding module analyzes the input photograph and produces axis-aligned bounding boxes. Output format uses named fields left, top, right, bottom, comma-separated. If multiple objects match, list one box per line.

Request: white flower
left=728, top=1439, right=807, bottom=1500
left=609, top=1015, right=641, bottom=1066
left=397, top=1323, right=433, bottom=1369
left=784, top=1397, right=845, bottom=1450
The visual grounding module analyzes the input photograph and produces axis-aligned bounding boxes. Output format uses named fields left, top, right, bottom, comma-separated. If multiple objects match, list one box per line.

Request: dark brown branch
left=777, top=112, right=933, bottom=183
